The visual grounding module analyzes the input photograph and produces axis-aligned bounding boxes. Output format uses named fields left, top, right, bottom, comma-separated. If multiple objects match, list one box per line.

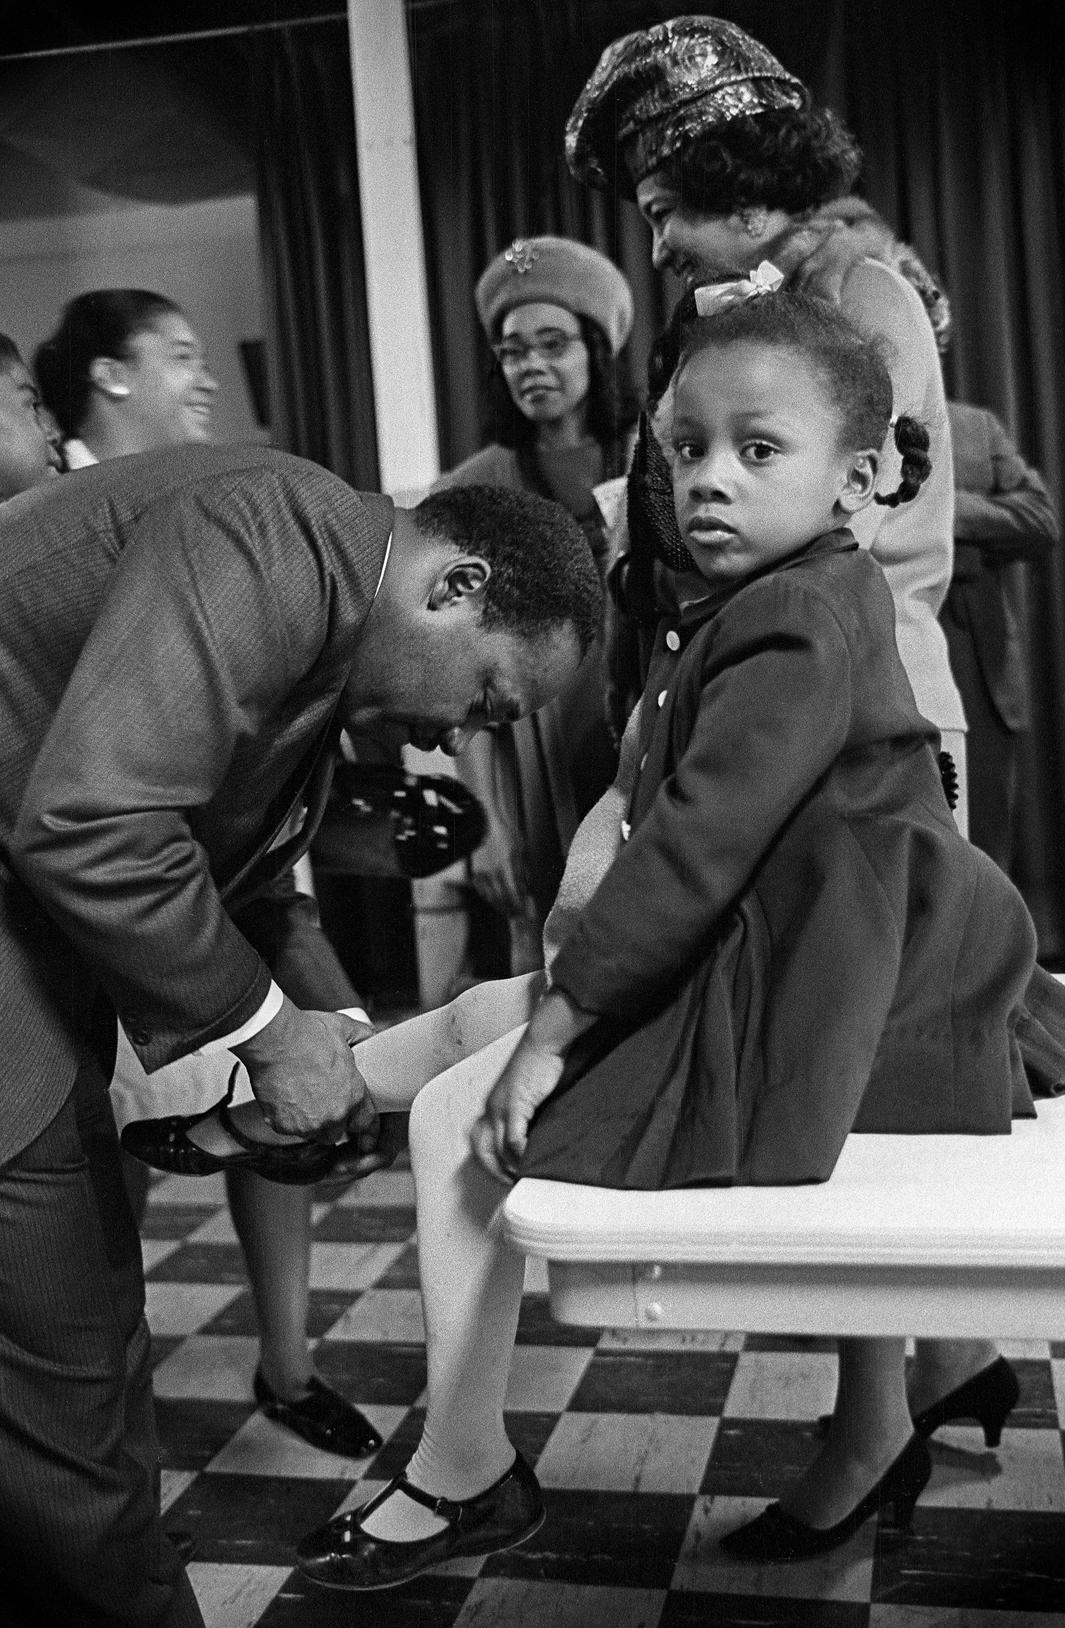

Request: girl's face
left=497, top=302, right=590, bottom=433
left=636, top=173, right=789, bottom=290
left=117, top=313, right=218, bottom=448
left=670, top=340, right=876, bottom=587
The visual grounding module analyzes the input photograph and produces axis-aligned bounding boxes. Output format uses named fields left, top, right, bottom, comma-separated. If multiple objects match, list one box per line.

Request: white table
left=503, top=1103, right=1065, bottom=1339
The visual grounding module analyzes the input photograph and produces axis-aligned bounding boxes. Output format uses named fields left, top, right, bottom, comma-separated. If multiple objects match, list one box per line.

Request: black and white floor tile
left=142, top=1165, right=1065, bottom=1627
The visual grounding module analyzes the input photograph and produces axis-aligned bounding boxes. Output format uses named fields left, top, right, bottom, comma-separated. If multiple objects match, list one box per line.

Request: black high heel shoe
left=911, top=1355, right=1020, bottom=1447
left=815, top=1354, right=1021, bottom=1447
left=254, top=1368, right=383, bottom=1458
left=120, top=1066, right=343, bottom=1187
left=719, top=1434, right=931, bottom=1562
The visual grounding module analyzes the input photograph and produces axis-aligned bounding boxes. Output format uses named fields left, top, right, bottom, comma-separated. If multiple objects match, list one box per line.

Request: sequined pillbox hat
left=565, top=15, right=806, bottom=197
left=475, top=236, right=634, bottom=355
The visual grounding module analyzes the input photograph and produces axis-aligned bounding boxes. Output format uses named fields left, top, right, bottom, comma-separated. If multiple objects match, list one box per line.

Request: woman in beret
left=434, top=236, right=639, bottom=974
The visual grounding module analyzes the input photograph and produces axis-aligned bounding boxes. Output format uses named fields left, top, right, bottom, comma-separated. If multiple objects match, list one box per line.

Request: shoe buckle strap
left=388, top=1474, right=466, bottom=1521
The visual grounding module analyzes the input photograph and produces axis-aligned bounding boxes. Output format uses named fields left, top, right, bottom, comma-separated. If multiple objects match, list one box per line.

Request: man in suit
left=940, top=401, right=1059, bottom=871
left=0, top=442, right=599, bottom=1627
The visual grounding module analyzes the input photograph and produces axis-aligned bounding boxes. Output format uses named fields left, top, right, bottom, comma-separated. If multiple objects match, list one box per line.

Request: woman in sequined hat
left=566, top=8, right=1012, bottom=1545
left=567, top=15, right=961, bottom=739
left=433, top=235, right=638, bottom=977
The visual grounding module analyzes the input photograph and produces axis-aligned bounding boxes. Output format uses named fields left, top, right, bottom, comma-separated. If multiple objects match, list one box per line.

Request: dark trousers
left=0, top=1059, right=204, bottom=1628
left=941, top=609, right=1020, bottom=872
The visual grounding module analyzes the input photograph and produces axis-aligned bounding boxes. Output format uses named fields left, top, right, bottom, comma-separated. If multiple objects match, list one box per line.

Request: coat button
left=665, top=629, right=680, bottom=651
left=657, top=689, right=668, bottom=707
left=127, top=1026, right=151, bottom=1047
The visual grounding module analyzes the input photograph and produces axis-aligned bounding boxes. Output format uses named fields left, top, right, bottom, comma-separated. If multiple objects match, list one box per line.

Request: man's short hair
left=412, top=484, right=602, bottom=657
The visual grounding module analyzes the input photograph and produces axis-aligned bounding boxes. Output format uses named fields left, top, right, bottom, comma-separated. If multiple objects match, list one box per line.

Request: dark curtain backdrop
left=407, top=0, right=1065, bottom=956
left=249, top=20, right=379, bottom=490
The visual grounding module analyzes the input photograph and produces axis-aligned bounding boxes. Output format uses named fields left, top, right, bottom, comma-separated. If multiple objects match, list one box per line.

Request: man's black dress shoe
left=719, top=1434, right=931, bottom=1562
left=254, top=1368, right=383, bottom=1458
left=296, top=1451, right=545, bottom=1589
left=121, top=1068, right=344, bottom=1187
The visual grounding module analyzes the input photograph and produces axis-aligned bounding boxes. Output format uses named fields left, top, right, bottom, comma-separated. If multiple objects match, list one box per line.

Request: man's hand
left=329, top=1110, right=410, bottom=1182
left=232, top=996, right=374, bottom=1142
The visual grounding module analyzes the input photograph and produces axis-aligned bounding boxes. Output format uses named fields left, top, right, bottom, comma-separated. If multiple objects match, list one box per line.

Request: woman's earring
left=740, top=207, right=769, bottom=239
left=106, top=385, right=131, bottom=399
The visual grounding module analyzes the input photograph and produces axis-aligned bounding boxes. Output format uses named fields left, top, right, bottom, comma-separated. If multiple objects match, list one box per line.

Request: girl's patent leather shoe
left=296, top=1452, right=545, bottom=1590
left=120, top=1067, right=343, bottom=1187
left=911, top=1355, right=1020, bottom=1447
left=719, top=1434, right=931, bottom=1562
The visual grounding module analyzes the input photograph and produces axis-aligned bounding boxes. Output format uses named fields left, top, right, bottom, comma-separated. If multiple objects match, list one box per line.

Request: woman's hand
left=469, top=814, right=530, bottom=917
left=470, top=1033, right=567, bottom=1184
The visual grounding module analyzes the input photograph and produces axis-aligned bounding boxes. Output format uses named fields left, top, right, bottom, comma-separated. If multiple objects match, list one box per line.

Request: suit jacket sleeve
left=953, top=411, right=1060, bottom=557
left=10, top=472, right=338, bottom=1066
left=549, top=581, right=853, bottom=1015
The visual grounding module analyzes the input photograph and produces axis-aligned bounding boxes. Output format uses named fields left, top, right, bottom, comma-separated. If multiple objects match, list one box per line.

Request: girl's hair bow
left=693, top=260, right=784, bottom=317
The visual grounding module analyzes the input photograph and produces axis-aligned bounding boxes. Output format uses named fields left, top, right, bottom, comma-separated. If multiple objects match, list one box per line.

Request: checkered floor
left=143, top=1160, right=1065, bottom=1627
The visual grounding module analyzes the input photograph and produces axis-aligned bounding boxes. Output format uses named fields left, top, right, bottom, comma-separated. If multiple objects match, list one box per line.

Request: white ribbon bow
left=693, top=260, right=785, bottom=317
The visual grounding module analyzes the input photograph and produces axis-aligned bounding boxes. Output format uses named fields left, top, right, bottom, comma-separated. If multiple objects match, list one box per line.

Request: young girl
left=286, top=289, right=1046, bottom=1586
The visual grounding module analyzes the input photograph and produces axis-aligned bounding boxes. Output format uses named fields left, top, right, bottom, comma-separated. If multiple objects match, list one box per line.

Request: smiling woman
left=0, top=332, right=61, bottom=499
left=34, top=287, right=218, bottom=466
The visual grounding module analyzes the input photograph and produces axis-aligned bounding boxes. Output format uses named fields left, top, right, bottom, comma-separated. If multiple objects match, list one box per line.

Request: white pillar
left=347, top=0, right=440, bottom=501
left=348, top=3, right=463, bottom=1010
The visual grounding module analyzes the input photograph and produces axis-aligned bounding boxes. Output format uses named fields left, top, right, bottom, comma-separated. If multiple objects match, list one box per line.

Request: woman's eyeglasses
left=492, top=331, right=583, bottom=367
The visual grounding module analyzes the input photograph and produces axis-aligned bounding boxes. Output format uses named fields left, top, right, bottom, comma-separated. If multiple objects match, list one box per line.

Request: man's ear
left=427, top=556, right=490, bottom=610
left=836, top=449, right=879, bottom=515
left=89, top=356, right=131, bottom=401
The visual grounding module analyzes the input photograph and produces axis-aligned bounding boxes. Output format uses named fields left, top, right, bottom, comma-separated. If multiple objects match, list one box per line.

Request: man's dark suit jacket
left=942, top=400, right=1058, bottom=732
left=0, top=444, right=392, bottom=1165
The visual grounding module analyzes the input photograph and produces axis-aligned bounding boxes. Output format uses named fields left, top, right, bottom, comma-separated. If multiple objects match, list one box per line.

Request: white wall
left=0, top=187, right=267, bottom=448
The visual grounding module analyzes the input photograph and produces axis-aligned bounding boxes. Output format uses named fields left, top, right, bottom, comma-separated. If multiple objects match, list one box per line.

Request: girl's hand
left=470, top=1036, right=567, bottom=1184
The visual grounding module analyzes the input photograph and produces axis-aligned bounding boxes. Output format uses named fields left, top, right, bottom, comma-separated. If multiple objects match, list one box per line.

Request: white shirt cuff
left=196, top=991, right=372, bottom=1057
left=197, top=981, right=285, bottom=1055
left=339, top=1006, right=372, bottom=1026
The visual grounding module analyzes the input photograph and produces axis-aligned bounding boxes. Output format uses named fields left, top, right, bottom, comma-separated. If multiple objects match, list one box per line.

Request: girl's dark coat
left=525, top=532, right=1053, bottom=1190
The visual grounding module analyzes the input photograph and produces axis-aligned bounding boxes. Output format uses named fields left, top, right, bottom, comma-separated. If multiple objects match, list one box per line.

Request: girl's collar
left=669, top=527, right=858, bottom=625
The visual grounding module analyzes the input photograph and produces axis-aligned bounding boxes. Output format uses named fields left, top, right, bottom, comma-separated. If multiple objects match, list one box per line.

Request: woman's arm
left=454, top=730, right=530, bottom=917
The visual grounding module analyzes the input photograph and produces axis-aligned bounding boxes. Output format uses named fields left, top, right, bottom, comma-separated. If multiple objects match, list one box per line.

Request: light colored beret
left=475, top=236, right=634, bottom=355
left=566, top=15, right=806, bottom=198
